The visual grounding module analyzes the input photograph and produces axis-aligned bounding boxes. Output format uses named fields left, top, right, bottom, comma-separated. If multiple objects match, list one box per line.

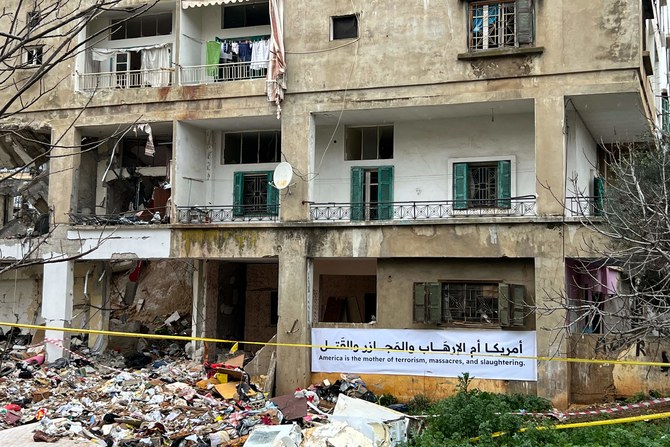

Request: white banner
left=312, top=328, right=537, bottom=381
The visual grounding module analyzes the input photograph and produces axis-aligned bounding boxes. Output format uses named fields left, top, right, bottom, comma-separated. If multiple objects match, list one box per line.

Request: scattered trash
left=0, top=328, right=412, bottom=446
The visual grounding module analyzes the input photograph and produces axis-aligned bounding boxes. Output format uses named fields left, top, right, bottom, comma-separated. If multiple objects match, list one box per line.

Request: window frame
left=110, top=13, right=173, bottom=40
left=344, top=125, right=394, bottom=161
left=350, top=166, right=394, bottom=221
left=25, top=46, right=43, bottom=66
left=413, top=281, right=526, bottom=328
left=222, top=130, right=281, bottom=165
left=232, top=170, right=278, bottom=217
left=466, top=0, right=534, bottom=52
left=450, top=156, right=515, bottom=210
left=221, top=1, right=270, bottom=29
left=331, top=14, right=359, bottom=40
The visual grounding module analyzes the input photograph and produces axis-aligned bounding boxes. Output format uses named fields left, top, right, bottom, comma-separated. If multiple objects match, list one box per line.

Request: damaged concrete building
left=0, top=0, right=668, bottom=409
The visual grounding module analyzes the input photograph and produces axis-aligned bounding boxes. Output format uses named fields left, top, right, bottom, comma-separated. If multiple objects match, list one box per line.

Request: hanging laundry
left=206, top=41, right=221, bottom=76
left=250, top=39, right=270, bottom=71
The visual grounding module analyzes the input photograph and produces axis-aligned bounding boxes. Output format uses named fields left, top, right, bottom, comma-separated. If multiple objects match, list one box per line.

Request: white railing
left=179, top=60, right=268, bottom=86
left=78, top=68, right=173, bottom=91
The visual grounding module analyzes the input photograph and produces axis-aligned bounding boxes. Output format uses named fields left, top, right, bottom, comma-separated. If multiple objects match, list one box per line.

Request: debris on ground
left=0, top=330, right=413, bottom=446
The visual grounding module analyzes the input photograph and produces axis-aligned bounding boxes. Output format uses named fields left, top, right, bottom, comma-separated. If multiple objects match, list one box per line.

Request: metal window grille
left=468, top=164, right=498, bottom=207
left=469, top=1, right=516, bottom=51
left=444, top=283, right=499, bottom=323
left=243, top=174, right=268, bottom=213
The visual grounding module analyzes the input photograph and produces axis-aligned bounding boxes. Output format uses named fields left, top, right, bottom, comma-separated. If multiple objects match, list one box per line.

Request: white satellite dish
left=273, top=162, right=293, bottom=190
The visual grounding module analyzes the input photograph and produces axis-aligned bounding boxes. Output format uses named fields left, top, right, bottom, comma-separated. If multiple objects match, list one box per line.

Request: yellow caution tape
left=471, top=411, right=670, bottom=442
left=1, top=320, right=669, bottom=368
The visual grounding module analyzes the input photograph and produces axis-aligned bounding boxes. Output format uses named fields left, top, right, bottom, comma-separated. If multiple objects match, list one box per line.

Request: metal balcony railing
left=78, top=69, right=173, bottom=91
left=179, top=60, right=268, bottom=85
left=309, top=196, right=537, bottom=221
left=175, top=204, right=279, bottom=223
left=566, top=196, right=603, bottom=217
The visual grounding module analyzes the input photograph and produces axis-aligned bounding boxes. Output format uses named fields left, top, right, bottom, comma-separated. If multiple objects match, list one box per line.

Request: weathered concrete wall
left=284, top=0, right=641, bottom=93
left=377, top=258, right=535, bottom=329
left=571, top=335, right=670, bottom=402
left=0, top=267, right=41, bottom=333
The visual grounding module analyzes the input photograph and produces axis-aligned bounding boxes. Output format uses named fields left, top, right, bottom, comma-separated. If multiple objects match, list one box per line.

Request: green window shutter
left=497, top=160, right=512, bottom=209
left=413, top=283, right=427, bottom=323
left=233, top=172, right=245, bottom=217
left=511, top=285, right=525, bottom=327
left=427, top=282, right=442, bottom=324
left=498, top=283, right=510, bottom=327
left=266, top=170, right=278, bottom=216
left=453, top=162, right=469, bottom=210
left=351, top=167, right=365, bottom=221
left=593, top=176, right=605, bottom=216
left=378, top=166, right=394, bottom=220
left=516, top=0, right=533, bottom=45
left=663, top=96, right=670, bottom=133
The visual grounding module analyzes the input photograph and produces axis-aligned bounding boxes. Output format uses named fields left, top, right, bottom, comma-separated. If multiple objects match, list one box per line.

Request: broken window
left=453, top=160, right=511, bottom=209
left=414, top=282, right=526, bottom=327
left=345, top=126, right=393, bottom=160
left=111, top=13, right=172, bottom=40
left=318, top=275, right=376, bottom=323
left=222, top=1, right=270, bottom=29
left=468, top=0, right=534, bottom=51
left=233, top=171, right=278, bottom=217
left=332, top=15, right=358, bottom=40
left=223, top=131, right=281, bottom=164
left=25, top=46, right=43, bottom=66
left=350, top=166, right=393, bottom=221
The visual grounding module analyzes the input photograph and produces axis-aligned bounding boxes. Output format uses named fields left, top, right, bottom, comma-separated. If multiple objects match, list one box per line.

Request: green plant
left=407, top=394, right=432, bottom=415
left=455, top=372, right=473, bottom=394
left=377, top=393, right=398, bottom=406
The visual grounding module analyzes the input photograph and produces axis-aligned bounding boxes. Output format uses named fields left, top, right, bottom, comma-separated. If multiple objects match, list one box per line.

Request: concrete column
left=42, top=260, right=74, bottom=360
left=535, top=237, right=570, bottom=409
left=275, top=237, right=311, bottom=395
left=191, top=260, right=206, bottom=360
left=87, top=262, right=109, bottom=352
left=49, top=126, right=81, bottom=225
left=279, top=109, right=314, bottom=222
left=535, top=95, right=566, bottom=216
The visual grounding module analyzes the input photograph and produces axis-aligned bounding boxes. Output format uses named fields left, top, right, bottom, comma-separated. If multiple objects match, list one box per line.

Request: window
left=468, top=0, right=533, bottom=51
left=345, top=126, right=393, bottom=160
left=223, top=131, right=281, bottom=164
left=222, top=1, right=270, bottom=29
left=25, top=46, right=43, bottom=66
left=453, top=160, right=511, bottom=209
left=233, top=171, right=278, bottom=216
left=111, top=13, right=172, bottom=40
left=27, top=10, right=40, bottom=31
left=332, top=14, right=358, bottom=40
left=350, top=166, right=393, bottom=221
left=414, top=282, right=525, bottom=327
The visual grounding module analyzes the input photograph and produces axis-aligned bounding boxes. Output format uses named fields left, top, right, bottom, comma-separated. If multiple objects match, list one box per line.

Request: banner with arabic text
left=311, top=328, right=536, bottom=381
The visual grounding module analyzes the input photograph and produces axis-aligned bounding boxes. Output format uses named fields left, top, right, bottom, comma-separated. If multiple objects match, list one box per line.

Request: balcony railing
left=567, top=196, right=602, bottom=217
left=78, top=69, right=173, bottom=91
left=179, top=60, right=268, bottom=85
left=309, top=196, right=537, bottom=221
left=175, top=205, right=279, bottom=223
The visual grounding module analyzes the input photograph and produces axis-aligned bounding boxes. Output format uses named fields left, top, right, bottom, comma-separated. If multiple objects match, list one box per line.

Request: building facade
left=0, top=0, right=667, bottom=408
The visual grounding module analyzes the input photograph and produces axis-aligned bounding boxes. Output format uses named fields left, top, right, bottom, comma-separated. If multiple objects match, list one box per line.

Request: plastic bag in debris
left=302, top=421, right=373, bottom=447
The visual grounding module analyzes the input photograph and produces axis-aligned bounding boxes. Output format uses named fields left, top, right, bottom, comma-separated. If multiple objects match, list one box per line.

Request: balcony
left=179, top=60, right=268, bottom=86
left=78, top=68, right=173, bottom=92
left=175, top=204, right=279, bottom=224
left=309, top=196, right=537, bottom=222
left=566, top=196, right=602, bottom=217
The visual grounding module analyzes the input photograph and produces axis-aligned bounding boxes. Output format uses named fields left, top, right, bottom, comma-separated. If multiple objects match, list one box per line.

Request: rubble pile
left=0, top=331, right=412, bottom=447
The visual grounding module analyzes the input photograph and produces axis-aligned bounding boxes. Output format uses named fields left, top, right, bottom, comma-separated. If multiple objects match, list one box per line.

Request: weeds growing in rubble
left=409, top=375, right=670, bottom=447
